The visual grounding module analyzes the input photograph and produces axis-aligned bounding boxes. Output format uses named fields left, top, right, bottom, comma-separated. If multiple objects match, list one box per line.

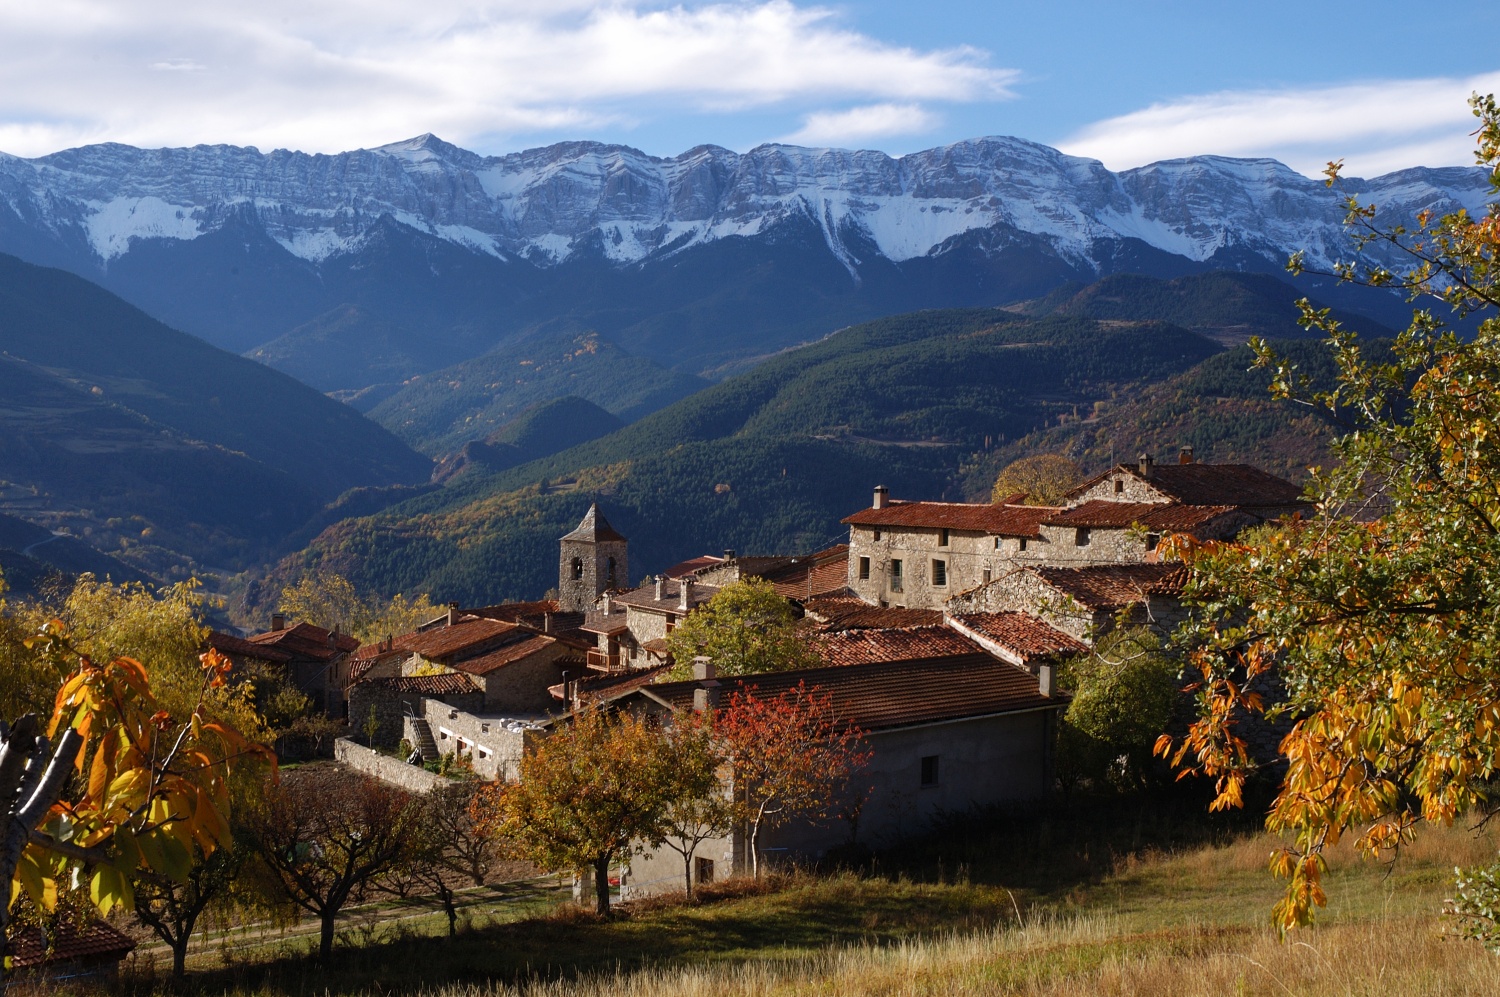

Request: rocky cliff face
left=0, top=133, right=1485, bottom=381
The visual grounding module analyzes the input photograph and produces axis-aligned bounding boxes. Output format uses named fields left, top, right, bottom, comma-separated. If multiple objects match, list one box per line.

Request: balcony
left=587, top=650, right=623, bottom=672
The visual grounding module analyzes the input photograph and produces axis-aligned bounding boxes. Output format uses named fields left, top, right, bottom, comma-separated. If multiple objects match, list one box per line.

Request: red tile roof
left=398, top=618, right=519, bottom=659
left=1066, top=462, right=1305, bottom=507
left=1031, top=563, right=1188, bottom=610
left=369, top=673, right=481, bottom=696
left=614, top=578, right=720, bottom=613
left=843, top=501, right=1056, bottom=536
left=948, top=612, right=1089, bottom=662
left=8, top=919, right=136, bottom=969
left=550, top=665, right=669, bottom=703
left=802, top=596, right=944, bottom=630
left=644, top=654, right=1059, bottom=732
left=765, top=547, right=850, bottom=600
left=811, top=626, right=983, bottom=667
left=1042, top=501, right=1239, bottom=531
left=664, top=555, right=725, bottom=578
left=451, top=633, right=566, bottom=676
left=248, top=622, right=359, bottom=661
left=208, top=630, right=292, bottom=663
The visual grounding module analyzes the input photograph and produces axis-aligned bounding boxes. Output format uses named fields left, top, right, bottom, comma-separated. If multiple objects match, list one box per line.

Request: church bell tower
left=558, top=503, right=629, bottom=613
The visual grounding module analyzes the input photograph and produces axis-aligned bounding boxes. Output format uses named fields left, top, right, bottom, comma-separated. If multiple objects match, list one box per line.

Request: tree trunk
left=441, top=887, right=458, bottom=937
left=749, top=820, right=762, bottom=879
left=683, top=850, right=694, bottom=901
left=172, top=936, right=188, bottom=982
left=593, top=855, right=611, bottom=917
left=320, top=911, right=337, bottom=960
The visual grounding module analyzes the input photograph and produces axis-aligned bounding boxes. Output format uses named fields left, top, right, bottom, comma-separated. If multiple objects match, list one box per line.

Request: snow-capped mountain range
left=3, top=133, right=1489, bottom=272
left=0, top=133, right=1489, bottom=388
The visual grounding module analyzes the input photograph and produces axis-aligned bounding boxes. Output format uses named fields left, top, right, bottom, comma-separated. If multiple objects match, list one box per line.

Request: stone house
left=612, top=654, right=1067, bottom=894
left=945, top=562, right=1190, bottom=642
left=234, top=616, right=361, bottom=716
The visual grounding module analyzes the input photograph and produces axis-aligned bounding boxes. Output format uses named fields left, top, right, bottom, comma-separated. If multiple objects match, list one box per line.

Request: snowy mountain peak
left=0, top=133, right=1488, bottom=273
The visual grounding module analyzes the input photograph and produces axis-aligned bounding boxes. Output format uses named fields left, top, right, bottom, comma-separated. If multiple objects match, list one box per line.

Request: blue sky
left=1, top=1, right=1496, bottom=177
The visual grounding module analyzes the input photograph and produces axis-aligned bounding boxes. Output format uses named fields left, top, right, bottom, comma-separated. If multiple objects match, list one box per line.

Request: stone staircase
left=406, top=717, right=440, bottom=762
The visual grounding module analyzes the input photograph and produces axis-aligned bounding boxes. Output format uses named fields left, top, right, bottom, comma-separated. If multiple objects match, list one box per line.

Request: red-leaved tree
left=715, top=682, right=871, bottom=878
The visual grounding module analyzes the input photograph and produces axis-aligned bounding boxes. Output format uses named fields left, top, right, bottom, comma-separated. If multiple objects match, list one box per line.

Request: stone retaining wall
left=334, top=738, right=448, bottom=793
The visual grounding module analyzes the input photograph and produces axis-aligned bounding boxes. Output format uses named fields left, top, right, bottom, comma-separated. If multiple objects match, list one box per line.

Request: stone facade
left=558, top=504, right=629, bottom=614
left=847, top=527, right=1012, bottom=609
left=418, top=697, right=545, bottom=782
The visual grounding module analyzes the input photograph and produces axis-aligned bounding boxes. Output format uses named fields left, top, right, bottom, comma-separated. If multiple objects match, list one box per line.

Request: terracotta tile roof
left=1031, top=563, right=1188, bottom=610
left=765, top=547, right=850, bottom=600
left=369, top=673, right=481, bottom=696
left=1043, top=501, right=1240, bottom=531
left=580, top=610, right=630, bottom=636
left=560, top=503, right=627, bottom=543
left=614, top=578, right=720, bottom=614
left=465, top=599, right=559, bottom=622
left=8, top=919, right=136, bottom=969
left=450, top=633, right=564, bottom=676
left=1066, top=462, right=1305, bottom=507
left=810, top=626, right=983, bottom=667
left=208, top=630, right=292, bottom=663
left=248, top=622, right=359, bottom=661
left=664, top=555, right=725, bottom=578
left=644, top=654, right=1059, bottom=732
left=843, top=501, right=1056, bottom=536
left=550, top=665, right=669, bottom=703
left=399, top=618, right=520, bottom=659
left=948, top=612, right=1089, bottom=662
left=802, top=596, right=943, bottom=630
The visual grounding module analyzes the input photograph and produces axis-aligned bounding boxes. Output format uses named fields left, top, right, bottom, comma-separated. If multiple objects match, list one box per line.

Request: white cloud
left=780, top=103, right=938, bottom=146
left=0, top=1, right=1015, bottom=157
left=1059, top=72, right=1500, bottom=178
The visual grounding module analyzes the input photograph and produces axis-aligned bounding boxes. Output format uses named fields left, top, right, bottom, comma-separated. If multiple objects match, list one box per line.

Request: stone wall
left=847, top=526, right=1022, bottom=611
left=1071, top=468, right=1168, bottom=505
left=334, top=738, right=448, bottom=793
left=347, top=682, right=485, bottom=750
left=421, top=698, right=542, bottom=781
left=476, top=644, right=578, bottom=712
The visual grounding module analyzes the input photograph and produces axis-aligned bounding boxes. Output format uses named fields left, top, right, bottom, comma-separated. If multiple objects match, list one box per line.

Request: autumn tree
left=1158, top=94, right=1500, bottom=931
left=991, top=454, right=1082, bottom=505
left=649, top=709, right=735, bottom=900
left=246, top=767, right=416, bottom=959
left=716, top=682, right=871, bottom=878
left=1, top=626, right=271, bottom=976
left=276, top=571, right=437, bottom=643
left=130, top=839, right=244, bottom=981
left=663, top=577, right=819, bottom=680
left=475, top=707, right=673, bottom=916
left=384, top=782, right=497, bottom=936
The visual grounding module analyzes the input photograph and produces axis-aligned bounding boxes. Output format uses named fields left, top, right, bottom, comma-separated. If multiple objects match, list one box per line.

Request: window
left=606, top=556, right=618, bottom=587
left=858, top=556, right=871, bottom=580
left=932, top=559, right=947, bottom=586
left=1114, top=479, right=1124, bottom=494
left=938, top=528, right=950, bottom=547
left=890, top=559, right=903, bottom=592
left=994, top=537, right=1003, bottom=549
left=982, top=568, right=992, bottom=584
left=873, top=529, right=882, bottom=541
left=1146, top=533, right=1160, bottom=552
left=571, top=556, right=584, bottom=580
left=920, top=755, right=940, bottom=787
left=1075, top=528, right=1091, bottom=547
left=1018, top=537, right=1028, bottom=552
left=695, top=856, right=716, bottom=885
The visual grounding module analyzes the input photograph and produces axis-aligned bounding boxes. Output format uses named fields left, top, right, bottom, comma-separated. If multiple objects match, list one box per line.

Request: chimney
left=271, top=612, right=285, bottom=631
left=543, top=612, right=552, bottom=634
left=679, top=577, right=694, bottom=611
left=1036, top=662, right=1054, bottom=697
left=328, top=627, right=338, bottom=648
left=447, top=601, right=460, bottom=626
left=1138, top=453, right=1154, bottom=479
left=691, top=657, right=720, bottom=712
left=654, top=575, right=665, bottom=601
left=1179, top=445, right=1194, bottom=464
left=602, top=591, right=613, bottom=614
left=723, top=549, right=735, bottom=561
left=873, top=485, right=889, bottom=510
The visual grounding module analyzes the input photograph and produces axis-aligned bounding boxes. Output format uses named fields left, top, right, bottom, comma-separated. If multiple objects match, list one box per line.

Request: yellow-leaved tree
left=1158, top=94, right=1500, bottom=935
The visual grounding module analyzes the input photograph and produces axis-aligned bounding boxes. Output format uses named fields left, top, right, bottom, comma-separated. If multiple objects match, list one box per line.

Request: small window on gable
left=1075, top=528, right=1091, bottom=547
left=920, top=755, right=940, bottom=787
left=938, top=528, right=950, bottom=547
left=1114, top=479, right=1125, bottom=494
left=858, top=556, right=871, bottom=580
left=571, top=556, right=584, bottom=580
left=873, top=529, right=882, bottom=541
left=1018, top=537, right=1028, bottom=552
left=932, top=559, right=947, bottom=586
